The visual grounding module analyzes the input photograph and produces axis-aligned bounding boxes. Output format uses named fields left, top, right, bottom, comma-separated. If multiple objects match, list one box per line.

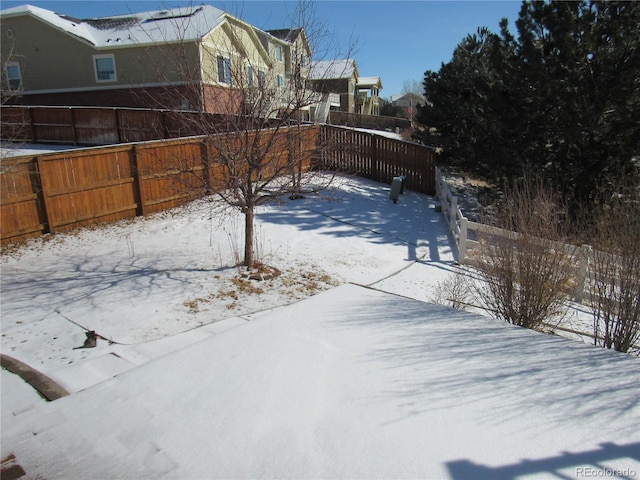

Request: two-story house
left=0, top=4, right=312, bottom=115
left=308, top=58, right=383, bottom=121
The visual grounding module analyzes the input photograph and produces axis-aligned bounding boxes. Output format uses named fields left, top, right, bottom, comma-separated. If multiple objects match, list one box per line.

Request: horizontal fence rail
left=1, top=125, right=435, bottom=244
left=434, top=167, right=617, bottom=305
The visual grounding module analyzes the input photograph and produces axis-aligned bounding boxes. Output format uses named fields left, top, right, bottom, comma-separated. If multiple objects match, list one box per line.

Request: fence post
left=35, top=155, right=56, bottom=234
left=25, top=107, right=36, bottom=143
left=129, top=145, right=144, bottom=217
left=371, top=134, right=378, bottom=181
left=200, top=139, right=212, bottom=195
left=458, top=216, right=468, bottom=264
left=114, top=108, right=122, bottom=144
left=70, top=108, right=78, bottom=146
left=435, top=168, right=444, bottom=204
left=449, top=195, right=458, bottom=235
left=574, top=244, right=592, bottom=304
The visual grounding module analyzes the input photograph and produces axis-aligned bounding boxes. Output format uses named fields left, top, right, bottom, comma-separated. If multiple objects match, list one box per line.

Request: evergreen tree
left=416, top=0, right=640, bottom=212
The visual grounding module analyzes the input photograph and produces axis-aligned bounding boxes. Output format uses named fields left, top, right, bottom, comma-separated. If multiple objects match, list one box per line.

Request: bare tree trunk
left=243, top=202, right=255, bottom=268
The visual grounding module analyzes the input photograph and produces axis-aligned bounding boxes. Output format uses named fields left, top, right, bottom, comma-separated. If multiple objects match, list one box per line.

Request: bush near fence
left=1, top=125, right=435, bottom=245
left=434, top=168, right=614, bottom=306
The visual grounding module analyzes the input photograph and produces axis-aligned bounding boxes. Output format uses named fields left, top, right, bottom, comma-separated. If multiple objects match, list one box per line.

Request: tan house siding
left=1, top=13, right=203, bottom=96
left=2, top=15, right=98, bottom=91
left=1, top=5, right=327, bottom=117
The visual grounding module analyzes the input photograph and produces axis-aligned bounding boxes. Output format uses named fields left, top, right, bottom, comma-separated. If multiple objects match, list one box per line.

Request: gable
left=0, top=4, right=227, bottom=48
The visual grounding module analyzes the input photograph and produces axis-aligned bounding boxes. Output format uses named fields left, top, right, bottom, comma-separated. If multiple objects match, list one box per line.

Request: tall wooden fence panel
left=117, top=109, right=165, bottom=143
left=36, top=146, right=138, bottom=234
left=30, top=107, right=75, bottom=144
left=1, top=157, right=46, bottom=244
left=135, top=138, right=207, bottom=215
left=319, top=125, right=435, bottom=195
left=72, top=109, right=120, bottom=145
left=1, top=125, right=435, bottom=245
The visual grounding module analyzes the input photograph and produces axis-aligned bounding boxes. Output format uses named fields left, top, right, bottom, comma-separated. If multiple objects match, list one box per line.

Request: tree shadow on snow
left=257, top=175, right=454, bottom=263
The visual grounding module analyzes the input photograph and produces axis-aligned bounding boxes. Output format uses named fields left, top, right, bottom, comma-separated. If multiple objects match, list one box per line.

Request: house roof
left=392, top=92, right=425, bottom=107
left=309, top=58, right=358, bottom=80
left=0, top=4, right=227, bottom=47
left=267, top=28, right=303, bottom=43
left=357, top=76, right=383, bottom=89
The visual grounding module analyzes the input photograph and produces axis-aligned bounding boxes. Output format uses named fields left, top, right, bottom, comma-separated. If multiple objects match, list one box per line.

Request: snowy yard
left=1, top=173, right=639, bottom=479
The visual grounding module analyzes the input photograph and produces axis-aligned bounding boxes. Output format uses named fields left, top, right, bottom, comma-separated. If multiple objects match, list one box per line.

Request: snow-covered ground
left=1, top=173, right=639, bottom=479
left=1, top=141, right=85, bottom=158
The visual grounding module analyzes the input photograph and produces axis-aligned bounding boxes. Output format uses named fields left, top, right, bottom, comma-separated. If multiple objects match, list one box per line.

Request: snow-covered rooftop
left=0, top=4, right=227, bottom=47
left=357, top=76, right=383, bottom=88
left=309, top=58, right=357, bottom=80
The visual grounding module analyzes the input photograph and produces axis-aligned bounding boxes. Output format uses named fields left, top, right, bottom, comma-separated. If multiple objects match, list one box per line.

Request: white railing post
left=575, top=244, right=592, bottom=304
left=450, top=196, right=458, bottom=236
left=458, top=216, right=468, bottom=264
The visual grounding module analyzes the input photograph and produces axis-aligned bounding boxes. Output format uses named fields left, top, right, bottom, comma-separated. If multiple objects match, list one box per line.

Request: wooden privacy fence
left=319, top=126, right=435, bottom=195
left=0, top=106, right=283, bottom=146
left=1, top=125, right=435, bottom=244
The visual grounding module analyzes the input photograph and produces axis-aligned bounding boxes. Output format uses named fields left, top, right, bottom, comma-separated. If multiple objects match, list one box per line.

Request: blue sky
left=1, top=0, right=523, bottom=98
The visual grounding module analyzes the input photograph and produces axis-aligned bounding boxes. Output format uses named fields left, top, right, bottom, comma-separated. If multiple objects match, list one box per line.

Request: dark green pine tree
left=516, top=1, right=640, bottom=211
left=416, top=0, right=640, bottom=214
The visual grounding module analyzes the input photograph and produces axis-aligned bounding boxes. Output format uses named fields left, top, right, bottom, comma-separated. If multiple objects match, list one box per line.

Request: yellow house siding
left=201, top=22, right=270, bottom=87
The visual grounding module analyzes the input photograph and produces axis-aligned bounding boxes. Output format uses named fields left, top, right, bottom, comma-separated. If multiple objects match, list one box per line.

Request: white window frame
left=93, top=54, right=117, bottom=82
left=247, top=65, right=254, bottom=88
left=217, top=56, right=232, bottom=84
left=275, top=45, right=283, bottom=62
left=277, top=74, right=284, bottom=88
left=5, top=62, right=22, bottom=90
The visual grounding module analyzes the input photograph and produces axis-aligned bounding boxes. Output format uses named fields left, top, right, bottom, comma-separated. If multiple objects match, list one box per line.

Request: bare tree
left=132, top=0, right=355, bottom=268
left=588, top=172, right=640, bottom=353
left=1, top=37, right=28, bottom=157
left=473, top=175, right=576, bottom=331
left=400, top=79, right=423, bottom=97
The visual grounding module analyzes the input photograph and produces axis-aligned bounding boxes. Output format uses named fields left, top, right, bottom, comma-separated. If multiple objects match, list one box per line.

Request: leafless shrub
left=473, top=176, right=575, bottom=331
left=430, top=268, right=474, bottom=310
left=588, top=173, right=640, bottom=353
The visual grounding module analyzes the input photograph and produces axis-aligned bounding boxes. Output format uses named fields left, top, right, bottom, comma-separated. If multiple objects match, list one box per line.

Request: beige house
left=308, top=59, right=383, bottom=121
left=0, top=4, right=312, bottom=114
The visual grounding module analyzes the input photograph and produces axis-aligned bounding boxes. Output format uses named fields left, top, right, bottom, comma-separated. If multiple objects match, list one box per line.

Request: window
left=247, top=65, right=254, bottom=88
left=93, top=54, right=116, bottom=82
left=5, top=62, right=21, bottom=90
left=217, top=56, right=231, bottom=84
left=275, top=45, right=283, bottom=62
left=257, top=70, right=266, bottom=88
left=301, top=55, right=307, bottom=67
left=277, top=74, right=284, bottom=88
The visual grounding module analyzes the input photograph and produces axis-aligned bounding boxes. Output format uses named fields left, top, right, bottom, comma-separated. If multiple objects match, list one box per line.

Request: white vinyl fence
left=435, top=168, right=592, bottom=303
